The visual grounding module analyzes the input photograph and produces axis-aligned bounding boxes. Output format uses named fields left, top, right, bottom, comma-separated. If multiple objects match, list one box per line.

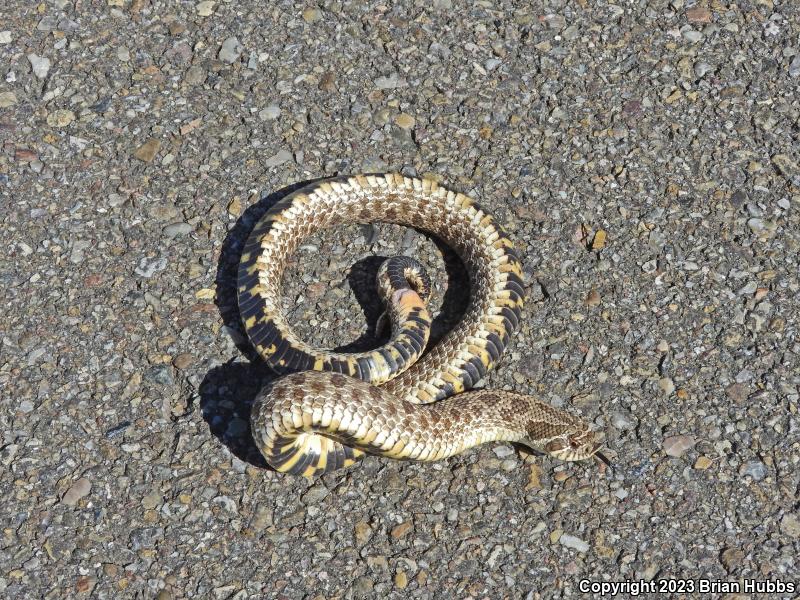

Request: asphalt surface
left=2, top=1, right=799, bottom=598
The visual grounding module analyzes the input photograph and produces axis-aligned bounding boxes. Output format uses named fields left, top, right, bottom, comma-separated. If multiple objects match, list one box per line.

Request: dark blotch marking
left=379, top=348, right=398, bottom=373
left=485, top=334, right=503, bottom=361
left=500, top=306, right=519, bottom=330
left=310, top=378, right=326, bottom=395
left=461, top=359, right=482, bottom=386
left=368, top=386, right=383, bottom=403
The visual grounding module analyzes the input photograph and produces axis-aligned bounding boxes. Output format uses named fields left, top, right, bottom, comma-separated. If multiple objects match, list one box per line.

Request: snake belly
left=238, top=173, right=601, bottom=476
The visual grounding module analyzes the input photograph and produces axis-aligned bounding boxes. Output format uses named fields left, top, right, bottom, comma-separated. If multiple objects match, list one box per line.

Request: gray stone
left=27, top=54, right=51, bottom=79
left=62, top=478, right=91, bottom=505
left=374, top=73, right=406, bottom=89
left=739, top=461, right=767, bottom=481
left=162, top=222, right=194, bottom=238
left=259, top=104, right=281, bottom=121
left=219, top=37, right=243, bottom=64
left=264, top=148, right=292, bottom=168
left=145, top=365, right=174, bottom=386
left=559, top=534, right=590, bottom=552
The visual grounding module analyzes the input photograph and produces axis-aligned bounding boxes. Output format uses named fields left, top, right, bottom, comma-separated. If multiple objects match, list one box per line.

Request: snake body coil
left=238, top=173, right=606, bottom=476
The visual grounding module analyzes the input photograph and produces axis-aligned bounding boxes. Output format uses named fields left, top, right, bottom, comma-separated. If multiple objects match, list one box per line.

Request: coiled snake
left=238, top=173, right=608, bottom=476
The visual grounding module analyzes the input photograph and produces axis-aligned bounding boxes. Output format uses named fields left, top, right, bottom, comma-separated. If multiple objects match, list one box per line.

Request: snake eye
left=569, top=437, right=582, bottom=449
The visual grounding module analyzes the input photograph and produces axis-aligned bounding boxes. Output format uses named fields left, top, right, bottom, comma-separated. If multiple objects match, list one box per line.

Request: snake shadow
left=201, top=177, right=471, bottom=467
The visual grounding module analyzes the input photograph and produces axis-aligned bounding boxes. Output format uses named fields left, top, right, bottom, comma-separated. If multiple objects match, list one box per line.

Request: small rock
left=302, top=8, right=321, bottom=23
left=172, top=353, right=194, bottom=369
left=301, top=485, right=330, bottom=504
left=26, top=348, right=46, bottom=365
left=37, top=15, right=59, bottom=31
left=0, top=91, right=17, bottom=108
left=729, top=190, right=748, bottom=207
left=686, top=7, right=712, bottom=23
left=196, top=1, right=214, bottom=16
left=693, top=61, right=712, bottom=78
left=610, top=410, right=635, bottom=431
left=183, top=65, right=206, bottom=86
left=526, top=463, right=543, bottom=490
left=354, top=521, right=372, bottom=546
left=725, top=383, right=748, bottom=404
left=19, top=400, right=35, bottom=413
left=374, top=73, right=406, bottom=89
left=790, top=55, right=800, bottom=78
left=737, top=281, right=758, bottom=296
left=391, top=521, right=413, bottom=539
left=162, top=222, right=193, bottom=238
left=259, top=104, right=281, bottom=121
left=219, top=37, right=243, bottom=64
left=46, top=109, right=75, bottom=128
left=264, top=148, right=293, bottom=168
left=142, top=492, right=161, bottom=510
left=682, top=30, right=703, bottom=43
left=27, top=54, right=51, bottom=79
left=500, top=458, right=518, bottom=471
left=134, top=138, right=161, bottom=162
left=780, top=513, right=800, bottom=538
left=135, top=257, right=167, bottom=278
left=720, top=547, right=744, bottom=571
left=395, top=571, right=408, bottom=588
left=251, top=505, right=273, bottom=531
left=559, top=533, right=590, bottom=553
left=360, top=555, right=385, bottom=572
left=212, top=495, right=237, bottom=512
left=591, top=229, right=607, bottom=250
left=395, top=113, right=415, bottom=130
left=130, top=527, right=164, bottom=550
left=771, top=154, right=799, bottom=179
left=739, top=460, right=767, bottom=481
left=70, top=240, right=92, bottom=264
left=658, top=377, right=675, bottom=396
left=585, top=288, right=601, bottom=306
left=145, top=365, right=174, bottom=386
left=62, top=478, right=91, bottom=505
left=493, top=445, right=515, bottom=458
left=663, top=435, right=695, bottom=457
left=694, top=456, right=713, bottom=470
left=352, top=577, right=373, bottom=595
left=0, top=31, right=12, bottom=44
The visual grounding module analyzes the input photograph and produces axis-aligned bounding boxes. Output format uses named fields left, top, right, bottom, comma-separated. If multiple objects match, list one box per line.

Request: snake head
left=542, top=429, right=607, bottom=464
left=522, top=412, right=610, bottom=467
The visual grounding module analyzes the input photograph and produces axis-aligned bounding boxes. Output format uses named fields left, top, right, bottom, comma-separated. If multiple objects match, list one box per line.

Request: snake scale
left=238, top=173, right=608, bottom=477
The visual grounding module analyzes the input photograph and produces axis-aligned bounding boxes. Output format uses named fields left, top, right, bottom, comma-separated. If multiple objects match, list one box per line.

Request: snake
left=237, top=173, right=609, bottom=477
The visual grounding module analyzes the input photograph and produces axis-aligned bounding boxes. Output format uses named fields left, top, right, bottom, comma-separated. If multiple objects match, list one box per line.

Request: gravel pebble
left=559, top=534, right=590, bottom=553
left=739, top=461, right=768, bottom=481
left=62, top=478, right=91, bottom=506
left=663, top=435, right=695, bottom=458
left=219, top=37, right=243, bottom=64
left=27, top=54, right=51, bottom=78
left=163, top=222, right=194, bottom=238
left=781, top=514, right=800, bottom=538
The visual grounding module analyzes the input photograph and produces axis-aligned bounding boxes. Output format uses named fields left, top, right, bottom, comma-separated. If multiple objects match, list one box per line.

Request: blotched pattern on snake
left=238, top=173, right=608, bottom=476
